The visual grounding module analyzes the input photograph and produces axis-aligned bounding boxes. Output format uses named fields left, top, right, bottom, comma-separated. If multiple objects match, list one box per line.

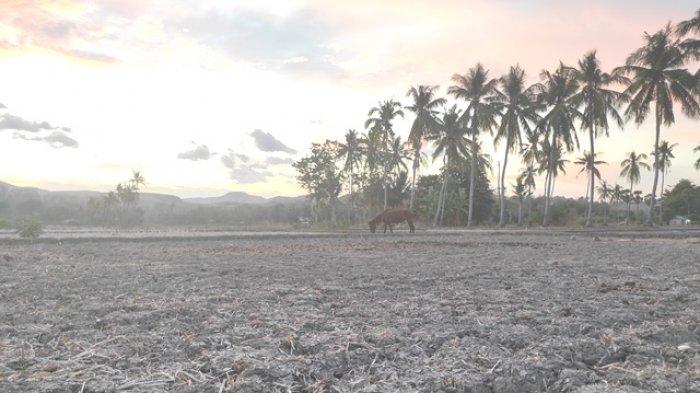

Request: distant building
left=669, top=216, right=691, bottom=226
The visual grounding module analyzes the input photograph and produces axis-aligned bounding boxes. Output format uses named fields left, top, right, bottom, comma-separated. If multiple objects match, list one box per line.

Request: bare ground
left=0, top=231, right=698, bottom=392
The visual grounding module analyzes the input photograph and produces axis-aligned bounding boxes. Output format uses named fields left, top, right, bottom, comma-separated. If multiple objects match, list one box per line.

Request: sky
left=0, top=0, right=698, bottom=198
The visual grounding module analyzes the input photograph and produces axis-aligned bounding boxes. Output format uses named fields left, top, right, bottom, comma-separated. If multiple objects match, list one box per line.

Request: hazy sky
left=0, top=0, right=698, bottom=198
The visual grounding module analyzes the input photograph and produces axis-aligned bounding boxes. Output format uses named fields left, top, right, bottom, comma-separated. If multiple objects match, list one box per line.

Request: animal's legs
left=408, top=219, right=415, bottom=233
left=383, top=223, right=387, bottom=233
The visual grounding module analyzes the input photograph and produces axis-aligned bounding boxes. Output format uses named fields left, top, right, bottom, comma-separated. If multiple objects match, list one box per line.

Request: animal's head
left=368, top=221, right=377, bottom=233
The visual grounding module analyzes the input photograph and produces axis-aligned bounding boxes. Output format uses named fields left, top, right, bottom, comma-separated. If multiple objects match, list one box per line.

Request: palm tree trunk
left=517, top=200, right=522, bottom=226
left=646, top=113, right=661, bottom=226
left=410, top=149, right=419, bottom=209
left=433, top=156, right=447, bottom=226
left=467, top=138, right=477, bottom=227
left=659, top=170, right=665, bottom=224
left=527, top=194, right=532, bottom=227
left=440, top=169, right=449, bottom=225
left=499, top=141, right=510, bottom=227
left=585, top=121, right=595, bottom=227
left=542, top=170, right=550, bottom=226
left=434, top=160, right=448, bottom=227
left=626, top=181, right=633, bottom=225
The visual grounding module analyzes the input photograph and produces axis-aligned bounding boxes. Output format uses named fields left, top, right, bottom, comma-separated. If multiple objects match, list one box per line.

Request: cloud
left=265, top=156, right=293, bottom=165
left=169, top=6, right=344, bottom=77
left=0, top=102, right=6, bottom=109
left=221, top=150, right=271, bottom=184
left=177, top=144, right=213, bottom=161
left=13, top=130, right=79, bottom=148
left=250, top=129, right=297, bottom=154
left=0, top=113, right=57, bottom=133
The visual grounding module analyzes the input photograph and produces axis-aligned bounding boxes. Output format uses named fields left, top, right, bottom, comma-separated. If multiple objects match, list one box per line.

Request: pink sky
left=0, top=0, right=697, bottom=198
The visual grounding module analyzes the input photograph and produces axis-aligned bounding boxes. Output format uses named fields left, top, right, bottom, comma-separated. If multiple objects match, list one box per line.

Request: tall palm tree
left=620, top=151, right=651, bottom=224
left=405, top=85, right=446, bottom=209
left=428, top=105, right=470, bottom=226
left=518, top=165, right=537, bottom=225
left=337, top=129, right=362, bottom=205
left=365, top=100, right=404, bottom=209
left=695, top=145, right=700, bottom=170
left=655, top=140, right=677, bottom=221
left=616, top=26, right=700, bottom=225
left=568, top=51, right=627, bottom=226
left=537, top=64, right=580, bottom=226
left=492, top=65, right=540, bottom=226
left=574, top=151, right=607, bottom=205
left=597, top=180, right=613, bottom=225
left=448, top=63, right=499, bottom=227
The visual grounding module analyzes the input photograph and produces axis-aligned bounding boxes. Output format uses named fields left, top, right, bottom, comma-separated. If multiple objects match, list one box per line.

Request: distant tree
left=294, top=141, right=344, bottom=223
left=655, top=140, right=677, bottom=220
left=597, top=180, right=613, bottom=225
left=491, top=65, right=540, bottom=226
left=405, top=85, right=446, bottom=208
left=537, top=64, right=580, bottom=226
left=574, top=151, right=607, bottom=208
left=428, top=105, right=470, bottom=225
left=518, top=165, right=537, bottom=225
left=662, top=179, right=699, bottom=222
left=337, top=129, right=362, bottom=205
left=512, top=178, right=527, bottom=226
left=620, top=152, right=651, bottom=224
left=568, top=51, right=627, bottom=226
left=448, top=63, right=499, bottom=226
left=365, top=100, right=404, bottom=209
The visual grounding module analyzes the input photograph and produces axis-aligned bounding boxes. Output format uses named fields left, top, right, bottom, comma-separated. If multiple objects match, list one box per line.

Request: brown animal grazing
left=369, top=208, right=417, bottom=233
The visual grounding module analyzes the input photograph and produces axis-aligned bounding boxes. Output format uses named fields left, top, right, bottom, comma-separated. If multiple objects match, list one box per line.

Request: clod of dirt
left=593, top=236, right=601, bottom=241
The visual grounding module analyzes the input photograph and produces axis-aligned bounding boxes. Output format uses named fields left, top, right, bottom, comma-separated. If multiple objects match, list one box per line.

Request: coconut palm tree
left=574, top=152, right=607, bottom=206
left=537, top=64, right=580, bottom=226
left=491, top=65, right=540, bottom=226
left=597, top=180, right=613, bottom=225
left=616, top=26, right=700, bottom=225
left=568, top=51, right=627, bottom=226
left=694, top=145, right=700, bottom=170
left=654, top=140, right=677, bottom=221
left=518, top=165, right=537, bottom=225
left=448, top=63, right=499, bottom=227
left=337, top=129, right=362, bottom=204
left=365, top=100, right=404, bottom=209
left=428, top=105, right=470, bottom=226
left=620, top=151, right=651, bottom=224
left=405, top=85, right=446, bottom=209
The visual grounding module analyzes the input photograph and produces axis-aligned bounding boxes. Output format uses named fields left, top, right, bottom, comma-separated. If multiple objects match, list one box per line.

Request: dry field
left=0, top=231, right=698, bottom=392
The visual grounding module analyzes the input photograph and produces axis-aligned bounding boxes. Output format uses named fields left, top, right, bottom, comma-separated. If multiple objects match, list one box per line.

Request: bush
left=17, top=219, right=43, bottom=239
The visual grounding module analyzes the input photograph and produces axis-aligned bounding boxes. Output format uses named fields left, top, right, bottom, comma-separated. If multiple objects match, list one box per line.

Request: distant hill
left=0, top=181, right=308, bottom=224
left=184, top=192, right=306, bottom=206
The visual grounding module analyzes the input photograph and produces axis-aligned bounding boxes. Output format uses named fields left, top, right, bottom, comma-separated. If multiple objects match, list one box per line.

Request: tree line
left=294, top=10, right=700, bottom=227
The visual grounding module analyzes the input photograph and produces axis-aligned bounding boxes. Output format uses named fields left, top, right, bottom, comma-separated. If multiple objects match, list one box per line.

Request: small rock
left=677, top=343, right=692, bottom=351
left=593, top=236, right=601, bottom=241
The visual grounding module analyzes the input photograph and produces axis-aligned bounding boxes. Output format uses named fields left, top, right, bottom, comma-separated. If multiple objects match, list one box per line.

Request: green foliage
left=662, top=180, right=700, bottom=223
left=17, top=218, right=43, bottom=239
left=85, top=171, right=146, bottom=227
left=294, top=141, right=344, bottom=223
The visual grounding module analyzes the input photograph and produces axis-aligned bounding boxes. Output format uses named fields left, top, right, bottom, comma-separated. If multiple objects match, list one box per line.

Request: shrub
left=17, top=219, right=43, bottom=239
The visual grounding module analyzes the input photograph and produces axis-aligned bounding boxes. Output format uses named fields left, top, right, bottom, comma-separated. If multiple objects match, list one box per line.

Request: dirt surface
left=0, top=232, right=698, bottom=392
